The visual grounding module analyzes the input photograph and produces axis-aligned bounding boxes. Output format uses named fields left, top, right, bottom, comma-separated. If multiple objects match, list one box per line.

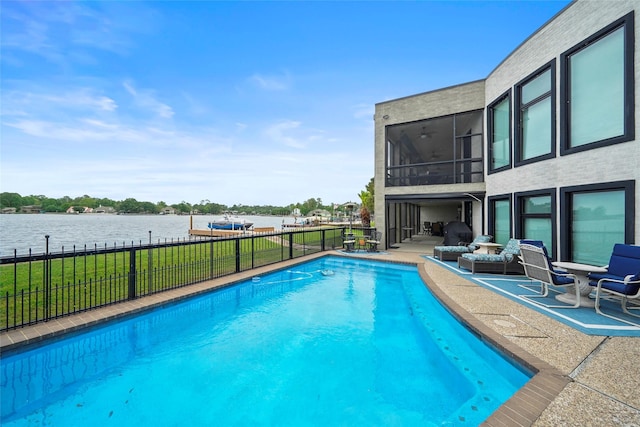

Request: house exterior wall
left=374, top=0, right=640, bottom=254
left=485, top=0, right=640, bottom=251
left=374, top=81, right=486, bottom=245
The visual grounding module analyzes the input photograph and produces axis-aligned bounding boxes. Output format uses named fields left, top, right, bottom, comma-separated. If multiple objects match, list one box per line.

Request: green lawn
left=0, top=228, right=346, bottom=330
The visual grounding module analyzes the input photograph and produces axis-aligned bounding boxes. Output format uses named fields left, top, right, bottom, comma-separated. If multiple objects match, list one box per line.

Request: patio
left=426, top=256, right=640, bottom=336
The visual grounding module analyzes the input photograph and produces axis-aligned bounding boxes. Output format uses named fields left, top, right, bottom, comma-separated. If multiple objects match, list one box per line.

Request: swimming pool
left=1, top=256, right=530, bottom=426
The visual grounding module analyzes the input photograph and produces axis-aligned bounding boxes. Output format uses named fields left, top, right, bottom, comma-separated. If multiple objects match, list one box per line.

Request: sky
left=0, top=0, right=571, bottom=207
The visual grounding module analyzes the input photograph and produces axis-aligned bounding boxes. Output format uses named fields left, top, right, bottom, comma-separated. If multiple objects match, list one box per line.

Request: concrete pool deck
left=1, top=243, right=639, bottom=426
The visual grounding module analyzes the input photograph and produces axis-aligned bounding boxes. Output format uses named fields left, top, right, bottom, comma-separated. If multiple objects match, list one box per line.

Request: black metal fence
left=0, top=227, right=362, bottom=331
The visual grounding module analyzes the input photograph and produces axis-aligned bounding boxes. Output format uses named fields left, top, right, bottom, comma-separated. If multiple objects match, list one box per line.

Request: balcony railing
left=386, top=158, right=484, bottom=187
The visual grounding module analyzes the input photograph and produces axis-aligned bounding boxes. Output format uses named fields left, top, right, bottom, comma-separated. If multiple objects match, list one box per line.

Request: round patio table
left=551, top=261, right=607, bottom=308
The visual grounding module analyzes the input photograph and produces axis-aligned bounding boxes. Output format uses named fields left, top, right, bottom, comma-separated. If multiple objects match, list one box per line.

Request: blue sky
left=1, top=0, right=570, bottom=207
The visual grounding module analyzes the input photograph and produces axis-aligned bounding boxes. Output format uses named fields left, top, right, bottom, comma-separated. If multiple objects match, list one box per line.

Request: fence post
left=251, top=235, right=255, bottom=269
left=209, top=239, right=214, bottom=279
left=321, top=229, right=326, bottom=251
left=288, top=232, right=294, bottom=259
left=147, top=231, right=153, bottom=295
left=235, top=238, right=241, bottom=273
left=44, top=235, right=51, bottom=321
left=128, top=248, right=137, bottom=300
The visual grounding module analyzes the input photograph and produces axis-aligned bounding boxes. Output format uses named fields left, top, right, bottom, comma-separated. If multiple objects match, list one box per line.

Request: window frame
left=514, top=61, right=556, bottom=166
left=487, top=90, right=512, bottom=174
left=560, top=12, right=635, bottom=155
left=488, top=194, right=512, bottom=245
left=514, top=189, right=557, bottom=259
left=559, top=180, right=635, bottom=262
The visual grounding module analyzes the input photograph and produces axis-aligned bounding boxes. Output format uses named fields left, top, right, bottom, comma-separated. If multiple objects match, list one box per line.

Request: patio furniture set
left=435, top=235, right=525, bottom=274
left=518, top=241, right=640, bottom=325
left=436, top=235, right=640, bottom=325
left=343, top=231, right=382, bottom=253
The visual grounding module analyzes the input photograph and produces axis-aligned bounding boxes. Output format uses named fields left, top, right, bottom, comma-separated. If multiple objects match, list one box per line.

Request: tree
left=0, top=192, right=23, bottom=209
left=358, top=177, right=375, bottom=227
left=118, top=198, right=140, bottom=213
left=172, top=201, right=192, bottom=214
left=139, top=201, right=158, bottom=214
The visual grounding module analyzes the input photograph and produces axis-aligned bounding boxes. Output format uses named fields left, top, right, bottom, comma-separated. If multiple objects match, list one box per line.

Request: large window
left=488, top=196, right=511, bottom=246
left=487, top=92, right=511, bottom=173
left=560, top=12, right=634, bottom=153
left=516, top=190, right=556, bottom=259
left=515, top=62, right=555, bottom=164
left=561, top=181, right=635, bottom=265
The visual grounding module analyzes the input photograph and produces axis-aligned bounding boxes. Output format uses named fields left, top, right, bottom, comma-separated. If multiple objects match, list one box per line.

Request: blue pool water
left=1, top=257, right=530, bottom=426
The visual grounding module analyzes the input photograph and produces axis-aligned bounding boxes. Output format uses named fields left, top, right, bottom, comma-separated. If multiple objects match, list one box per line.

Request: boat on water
left=207, top=213, right=253, bottom=231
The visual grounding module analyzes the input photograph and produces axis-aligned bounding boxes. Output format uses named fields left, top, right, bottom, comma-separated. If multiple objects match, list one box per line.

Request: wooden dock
left=188, top=227, right=276, bottom=238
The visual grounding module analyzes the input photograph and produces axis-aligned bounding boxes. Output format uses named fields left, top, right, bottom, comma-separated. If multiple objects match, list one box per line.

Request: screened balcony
left=386, top=110, right=484, bottom=187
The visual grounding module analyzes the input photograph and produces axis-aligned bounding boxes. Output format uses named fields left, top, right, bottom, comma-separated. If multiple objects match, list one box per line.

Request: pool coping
left=0, top=251, right=597, bottom=425
left=416, top=262, right=570, bottom=426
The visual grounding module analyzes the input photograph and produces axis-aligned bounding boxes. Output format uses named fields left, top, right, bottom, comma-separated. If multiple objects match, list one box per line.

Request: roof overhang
left=384, top=192, right=486, bottom=203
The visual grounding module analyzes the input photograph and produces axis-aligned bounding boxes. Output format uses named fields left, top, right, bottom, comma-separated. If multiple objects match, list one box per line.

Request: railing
left=0, top=227, right=362, bottom=331
left=386, top=158, right=484, bottom=187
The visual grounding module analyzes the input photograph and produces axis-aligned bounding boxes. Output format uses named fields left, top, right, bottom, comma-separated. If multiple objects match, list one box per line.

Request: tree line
left=1, top=180, right=374, bottom=218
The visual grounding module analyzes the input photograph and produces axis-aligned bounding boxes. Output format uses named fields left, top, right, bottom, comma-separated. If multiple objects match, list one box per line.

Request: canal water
left=0, top=214, right=293, bottom=256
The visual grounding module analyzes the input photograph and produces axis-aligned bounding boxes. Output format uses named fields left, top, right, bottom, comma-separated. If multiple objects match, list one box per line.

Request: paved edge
left=417, top=262, right=570, bottom=426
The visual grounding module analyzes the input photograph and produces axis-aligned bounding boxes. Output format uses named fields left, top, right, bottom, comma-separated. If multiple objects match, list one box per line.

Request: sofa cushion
left=493, top=239, right=520, bottom=262
left=520, top=240, right=552, bottom=262
left=589, top=271, right=640, bottom=295
left=468, top=235, right=492, bottom=251
left=551, top=273, right=575, bottom=286
left=435, top=235, right=493, bottom=252
left=434, top=245, right=472, bottom=253
left=460, top=253, right=506, bottom=262
left=606, top=244, right=640, bottom=277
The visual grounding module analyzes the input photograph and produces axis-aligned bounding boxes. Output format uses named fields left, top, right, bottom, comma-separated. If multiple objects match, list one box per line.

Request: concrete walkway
left=2, top=240, right=639, bottom=426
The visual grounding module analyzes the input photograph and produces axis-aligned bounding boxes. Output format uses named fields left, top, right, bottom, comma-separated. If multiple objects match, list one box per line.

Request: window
left=488, top=196, right=511, bottom=246
left=515, top=190, right=556, bottom=259
left=487, top=92, right=511, bottom=172
left=561, top=181, right=635, bottom=265
left=560, top=12, right=634, bottom=154
left=515, top=62, right=555, bottom=164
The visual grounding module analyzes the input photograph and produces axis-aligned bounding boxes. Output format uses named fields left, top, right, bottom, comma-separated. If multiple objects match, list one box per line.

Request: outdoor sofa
left=457, top=238, right=524, bottom=274
left=433, top=234, right=493, bottom=261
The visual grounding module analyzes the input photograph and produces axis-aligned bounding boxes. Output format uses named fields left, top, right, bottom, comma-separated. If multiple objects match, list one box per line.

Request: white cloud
left=123, top=80, right=174, bottom=119
left=1, top=87, right=117, bottom=116
left=264, top=120, right=305, bottom=149
left=249, top=72, right=291, bottom=91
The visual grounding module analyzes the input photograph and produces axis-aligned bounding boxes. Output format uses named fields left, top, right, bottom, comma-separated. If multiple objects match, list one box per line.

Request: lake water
left=0, top=214, right=292, bottom=256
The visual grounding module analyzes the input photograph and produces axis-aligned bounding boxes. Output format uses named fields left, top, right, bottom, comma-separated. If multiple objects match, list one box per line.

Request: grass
left=0, top=228, right=346, bottom=329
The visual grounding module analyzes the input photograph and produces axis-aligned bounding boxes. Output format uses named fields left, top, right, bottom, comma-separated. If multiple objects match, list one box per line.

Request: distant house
left=1, top=207, right=17, bottom=214
left=21, top=205, right=42, bottom=214
left=308, top=209, right=331, bottom=223
left=94, top=205, right=116, bottom=214
left=161, top=207, right=176, bottom=215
